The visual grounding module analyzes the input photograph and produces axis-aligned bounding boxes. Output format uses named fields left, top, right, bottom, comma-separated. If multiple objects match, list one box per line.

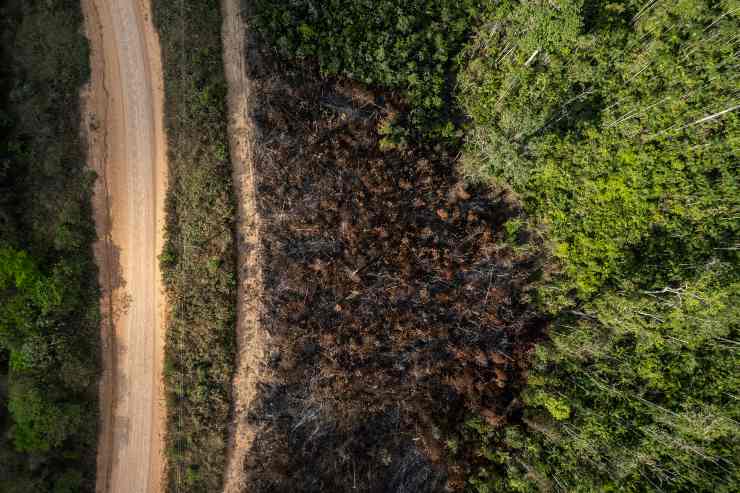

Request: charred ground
left=240, top=46, right=547, bottom=492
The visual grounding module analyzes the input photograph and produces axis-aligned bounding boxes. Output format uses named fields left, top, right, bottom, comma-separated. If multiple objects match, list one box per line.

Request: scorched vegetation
left=241, top=11, right=544, bottom=492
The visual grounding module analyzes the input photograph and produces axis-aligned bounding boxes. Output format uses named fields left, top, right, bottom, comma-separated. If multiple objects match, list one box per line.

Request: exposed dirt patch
left=235, top=43, right=546, bottom=491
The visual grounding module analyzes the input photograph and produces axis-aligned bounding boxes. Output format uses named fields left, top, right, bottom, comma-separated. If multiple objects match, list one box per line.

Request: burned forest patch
left=242, top=51, right=547, bottom=492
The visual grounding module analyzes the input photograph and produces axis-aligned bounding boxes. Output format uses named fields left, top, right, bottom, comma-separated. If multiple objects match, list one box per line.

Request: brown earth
left=220, top=0, right=270, bottom=492
left=82, top=0, right=168, bottom=492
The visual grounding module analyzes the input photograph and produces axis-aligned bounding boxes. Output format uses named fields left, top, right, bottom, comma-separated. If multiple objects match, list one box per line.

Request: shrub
left=151, top=1, right=236, bottom=491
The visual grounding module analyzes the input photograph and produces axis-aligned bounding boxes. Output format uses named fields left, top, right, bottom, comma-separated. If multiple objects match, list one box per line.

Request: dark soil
left=242, top=46, right=547, bottom=493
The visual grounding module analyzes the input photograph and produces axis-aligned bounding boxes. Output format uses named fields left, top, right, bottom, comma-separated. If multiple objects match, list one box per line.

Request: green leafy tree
left=1, top=0, right=98, bottom=490
left=458, top=0, right=739, bottom=298
left=0, top=247, right=63, bottom=353
left=7, top=378, right=83, bottom=453
left=254, top=0, right=484, bottom=139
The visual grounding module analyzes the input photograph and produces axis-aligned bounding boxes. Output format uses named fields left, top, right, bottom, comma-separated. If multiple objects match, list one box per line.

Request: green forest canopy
left=457, top=0, right=739, bottom=491
left=1, top=0, right=98, bottom=492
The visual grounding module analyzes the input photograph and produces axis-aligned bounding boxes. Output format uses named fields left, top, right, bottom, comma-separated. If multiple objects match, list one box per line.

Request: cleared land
left=224, top=35, right=543, bottom=492
left=82, top=0, right=167, bottom=492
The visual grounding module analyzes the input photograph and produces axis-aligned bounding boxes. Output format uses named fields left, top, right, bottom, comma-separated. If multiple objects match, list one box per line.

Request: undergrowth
left=151, top=1, right=236, bottom=491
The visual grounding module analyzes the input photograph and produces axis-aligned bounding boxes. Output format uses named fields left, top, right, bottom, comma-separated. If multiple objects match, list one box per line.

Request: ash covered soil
left=241, top=50, right=547, bottom=492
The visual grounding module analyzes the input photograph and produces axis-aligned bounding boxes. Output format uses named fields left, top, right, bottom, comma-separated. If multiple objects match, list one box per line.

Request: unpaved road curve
left=82, top=0, right=167, bottom=492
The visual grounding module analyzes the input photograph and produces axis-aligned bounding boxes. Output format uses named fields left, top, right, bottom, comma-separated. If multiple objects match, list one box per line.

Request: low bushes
left=151, top=1, right=236, bottom=491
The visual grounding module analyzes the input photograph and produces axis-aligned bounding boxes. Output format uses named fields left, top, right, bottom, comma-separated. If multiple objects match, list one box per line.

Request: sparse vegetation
left=151, top=1, right=236, bottom=491
left=0, top=0, right=99, bottom=491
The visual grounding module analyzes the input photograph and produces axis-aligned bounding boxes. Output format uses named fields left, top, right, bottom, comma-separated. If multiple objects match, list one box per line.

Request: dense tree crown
left=255, top=0, right=484, bottom=140
left=459, top=0, right=738, bottom=299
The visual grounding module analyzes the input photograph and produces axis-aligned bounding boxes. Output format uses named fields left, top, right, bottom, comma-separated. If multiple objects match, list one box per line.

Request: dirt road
left=82, top=0, right=167, bottom=492
left=220, top=1, right=269, bottom=491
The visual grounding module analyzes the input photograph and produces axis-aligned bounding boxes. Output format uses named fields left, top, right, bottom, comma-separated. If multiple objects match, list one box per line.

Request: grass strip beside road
left=151, top=1, right=237, bottom=491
